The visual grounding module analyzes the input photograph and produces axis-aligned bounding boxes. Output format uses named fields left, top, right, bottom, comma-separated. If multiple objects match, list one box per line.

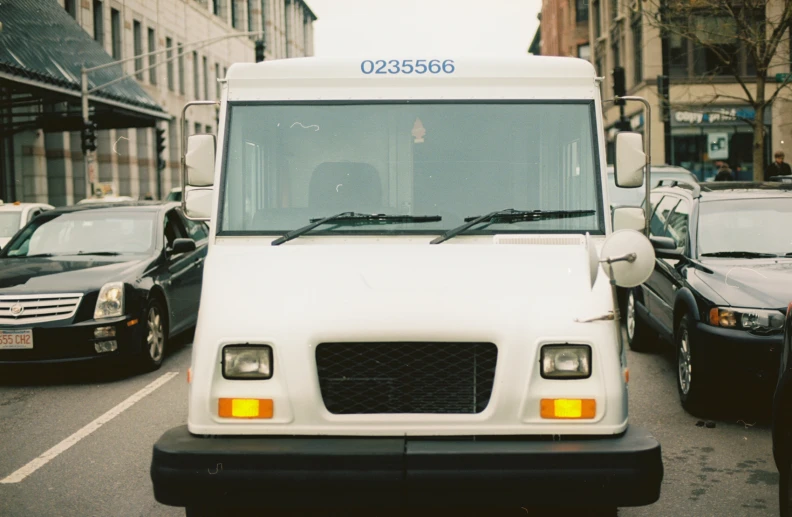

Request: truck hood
left=200, top=242, right=613, bottom=335
left=696, top=258, right=792, bottom=309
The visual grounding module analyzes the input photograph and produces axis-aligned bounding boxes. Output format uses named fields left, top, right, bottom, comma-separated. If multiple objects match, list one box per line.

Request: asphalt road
left=0, top=335, right=780, bottom=517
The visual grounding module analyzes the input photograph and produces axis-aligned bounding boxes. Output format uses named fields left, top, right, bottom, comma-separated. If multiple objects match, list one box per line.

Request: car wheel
left=624, top=289, right=655, bottom=352
left=139, top=297, right=167, bottom=372
left=676, top=315, right=709, bottom=415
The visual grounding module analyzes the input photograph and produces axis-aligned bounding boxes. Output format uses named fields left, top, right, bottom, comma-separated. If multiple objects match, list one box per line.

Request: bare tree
left=643, top=0, right=792, bottom=180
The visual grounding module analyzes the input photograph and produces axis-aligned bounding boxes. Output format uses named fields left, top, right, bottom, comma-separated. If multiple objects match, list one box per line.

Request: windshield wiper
left=700, top=251, right=778, bottom=258
left=271, top=212, right=442, bottom=246
left=7, top=253, right=58, bottom=258
left=431, top=209, right=596, bottom=245
left=75, top=251, right=122, bottom=256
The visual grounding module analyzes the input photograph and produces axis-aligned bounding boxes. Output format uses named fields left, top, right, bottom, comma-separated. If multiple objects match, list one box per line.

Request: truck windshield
left=220, top=102, right=603, bottom=235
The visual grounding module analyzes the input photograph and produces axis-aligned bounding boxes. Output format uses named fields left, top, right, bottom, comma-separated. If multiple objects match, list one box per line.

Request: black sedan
left=0, top=201, right=208, bottom=372
left=625, top=181, right=792, bottom=414
left=773, top=304, right=792, bottom=516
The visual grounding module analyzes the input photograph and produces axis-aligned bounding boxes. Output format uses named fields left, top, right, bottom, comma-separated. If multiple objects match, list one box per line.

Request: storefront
left=669, top=106, right=771, bottom=181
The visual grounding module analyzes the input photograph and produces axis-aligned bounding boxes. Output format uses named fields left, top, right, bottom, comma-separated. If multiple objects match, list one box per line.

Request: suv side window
left=649, top=195, right=680, bottom=240
left=665, top=199, right=690, bottom=251
left=181, top=214, right=208, bottom=242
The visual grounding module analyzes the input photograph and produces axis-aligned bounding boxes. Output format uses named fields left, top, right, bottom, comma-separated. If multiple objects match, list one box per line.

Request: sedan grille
left=0, top=293, right=84, bottom=325
left=316, top=342, right=498, bottom=414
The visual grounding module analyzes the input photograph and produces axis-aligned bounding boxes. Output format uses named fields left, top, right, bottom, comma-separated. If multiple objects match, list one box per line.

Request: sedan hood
left=0, top=256, right=150, bottom=293
left=696, top=258, right=792, bottom=309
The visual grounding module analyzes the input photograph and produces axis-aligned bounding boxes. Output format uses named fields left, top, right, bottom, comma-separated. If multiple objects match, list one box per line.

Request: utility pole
left=80, top=30, right=264, bottom=198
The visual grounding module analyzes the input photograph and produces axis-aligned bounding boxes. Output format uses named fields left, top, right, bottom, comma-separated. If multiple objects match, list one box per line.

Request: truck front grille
left=315, top=342, right=498, bottom=414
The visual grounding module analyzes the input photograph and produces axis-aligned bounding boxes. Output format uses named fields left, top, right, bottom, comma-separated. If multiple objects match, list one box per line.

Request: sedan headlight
left=94, top=282, right=125, bottom=319
left=541, top=345, right=591, bottom=379
left=223, top=345, right=273, bottom=379
left=708, top=307, right=784, bottom=332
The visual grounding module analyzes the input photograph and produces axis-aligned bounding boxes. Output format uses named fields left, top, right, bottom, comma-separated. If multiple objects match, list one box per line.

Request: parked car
left=770, top=175, right=792, bottom=184
left=607, top=164, right=698, bottom=209
left=773, top=302, right=792, bottom=517
left=0, top=201, right=208, bottom=372
left=625, top=181, right=792, bottom=414
left=165, top=187, right=181, bottom=202
left=0, top=201, right=54, bottom=249
left=77, top=195, right=136, bottom=205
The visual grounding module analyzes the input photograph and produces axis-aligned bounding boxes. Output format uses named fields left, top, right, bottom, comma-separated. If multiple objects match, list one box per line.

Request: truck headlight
left=223, top=345, right=273, bottom=379
left=94, top=282, right=124, bottom=319
left=708, top=307, right=784, bottom=332
left=541, top=345, right=591, bottom=379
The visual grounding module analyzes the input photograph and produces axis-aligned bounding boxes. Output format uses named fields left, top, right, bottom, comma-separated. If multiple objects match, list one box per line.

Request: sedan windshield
left=2, top=211, right=156, bottom=257
left=0, top=212, right=22, bottom=238
left=220, top=102, right=602, bottom=235
left=698, top=198, right=792, bottom=257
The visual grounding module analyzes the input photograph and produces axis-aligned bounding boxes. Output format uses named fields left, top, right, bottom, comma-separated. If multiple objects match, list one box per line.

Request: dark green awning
left=0, top=0, right=168, bottom=134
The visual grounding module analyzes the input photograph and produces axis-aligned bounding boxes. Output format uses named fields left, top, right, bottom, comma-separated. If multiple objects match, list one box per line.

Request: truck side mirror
left=614, top=132, right=645, bottom=188
left=612, top=206, right=645, bottom=232
left=185, top=134, right=215, bottom=187
left=184, top=186, right=213, bottom=220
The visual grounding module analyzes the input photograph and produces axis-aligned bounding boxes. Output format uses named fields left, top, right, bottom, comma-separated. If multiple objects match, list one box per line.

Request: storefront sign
left=707, top=132, right=729, bottom=160
left=671, top=106, right=771, bottom=127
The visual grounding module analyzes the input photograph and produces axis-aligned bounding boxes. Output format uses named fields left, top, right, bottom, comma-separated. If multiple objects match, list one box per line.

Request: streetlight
left=80, top=30, right=264, bottom=197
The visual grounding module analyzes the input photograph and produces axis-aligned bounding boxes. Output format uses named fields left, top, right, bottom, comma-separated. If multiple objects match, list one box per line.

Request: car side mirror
left=184, top=186, right=213, bottom=221
left=650, top=236, right=683, bottom=259
left=185, top=134, right=215, bottom=187
left=614, top=132, right=646, bottom=188
left=612, top=206, right=645, bottom=231
left=168, top=238, right=196, bottom=256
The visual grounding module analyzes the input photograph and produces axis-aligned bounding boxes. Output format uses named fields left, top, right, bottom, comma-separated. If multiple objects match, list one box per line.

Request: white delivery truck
left=151, top=56, right=664, bottom=516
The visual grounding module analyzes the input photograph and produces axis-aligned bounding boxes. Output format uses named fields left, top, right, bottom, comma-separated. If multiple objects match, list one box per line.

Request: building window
left=215, top=63, right=221, bottom=99
left=578, top=44, right=591, bottom=61
left=166, top=38, right=174, bottom=91
left=284, top=0, right=290, bottom=58
left=111, top=9, right=122, bottom=59
left=248, top=0, right=254, bottom=31
left=178, top=43, right=185, bottom=95
left=203, top=56, right=209, bottom=100
left=212, top=0, right=220, bottom=16
left=193, top=52, right=200, bottom=99
left=595, top=57, right=604, bottom=98
left=205, top=125, right=213, bottom=134
left=93, top=1, right=104, bottom=44
left=576, top=0, right=589, bottom=23
left=65, top=0, right=76, bottom=18
left=133, top=21, right=143, bottom=81
left=593, top=0, right=601, bottom=38
left=194, top=122, right=202, bottom=135
left=231, top=0, right=238, bottom=28
left=148, top=28, right=157, bottom=85
left=611, top=35, right=621, bottom=68
left=632, top=18, right=643, bottom=84
left=611, top=0, right=618, bottom=19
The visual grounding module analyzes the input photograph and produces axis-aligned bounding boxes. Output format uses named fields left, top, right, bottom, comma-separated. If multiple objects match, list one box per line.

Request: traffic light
left=156, top=128, right=166, bottom=171
left=255, top=39, right=265, bottom=63
left=81, top=121, right=98, bottom=153
left=657, top=75, right=670, bottom=122
left=612, top=66, right=626, bottom=106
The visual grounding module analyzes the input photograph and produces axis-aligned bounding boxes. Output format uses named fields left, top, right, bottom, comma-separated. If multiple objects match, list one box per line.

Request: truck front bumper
left=151, top=425, right=663, bottom=509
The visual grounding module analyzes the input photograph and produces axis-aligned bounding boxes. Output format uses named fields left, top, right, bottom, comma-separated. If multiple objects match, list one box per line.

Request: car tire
left=138, top=297, right=167, bottom=372
left=624, top=288, right=655, bottom=353
left=676, top=315, right=709, bottom=415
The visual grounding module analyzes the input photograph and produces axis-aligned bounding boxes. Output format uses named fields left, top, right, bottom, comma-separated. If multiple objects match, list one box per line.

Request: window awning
left=0, top=0, right=169, bottom=136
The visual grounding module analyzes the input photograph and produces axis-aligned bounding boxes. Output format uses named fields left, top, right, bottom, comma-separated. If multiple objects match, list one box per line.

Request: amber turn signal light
left=218, top=398, right=274, bottom=419
left=540, top=398, right=596, bottom=419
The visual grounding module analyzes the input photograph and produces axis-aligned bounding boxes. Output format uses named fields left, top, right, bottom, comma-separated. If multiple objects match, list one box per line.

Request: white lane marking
left=0, top=371, right=179, bottom=484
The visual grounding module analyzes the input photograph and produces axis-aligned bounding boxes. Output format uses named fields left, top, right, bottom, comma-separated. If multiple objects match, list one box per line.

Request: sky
left=305, top=0, right=542, bottom=58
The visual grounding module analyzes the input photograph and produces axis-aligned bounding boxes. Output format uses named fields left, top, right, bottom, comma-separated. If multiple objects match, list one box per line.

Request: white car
left=76, top=195, right=136, bottom=205
left=0, top=201, right=54, bottom=248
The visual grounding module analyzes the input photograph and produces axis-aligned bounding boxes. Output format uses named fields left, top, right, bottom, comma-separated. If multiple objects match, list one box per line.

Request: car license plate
left=0, top=329, right=33, bottom=349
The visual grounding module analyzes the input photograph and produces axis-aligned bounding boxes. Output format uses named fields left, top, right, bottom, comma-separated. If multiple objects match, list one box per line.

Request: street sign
left=776, top=73, right=791, bottom=83
left=708, top=132, right=729, bottom=160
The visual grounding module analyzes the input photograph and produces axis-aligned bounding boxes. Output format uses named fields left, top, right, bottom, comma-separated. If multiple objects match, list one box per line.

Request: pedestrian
left=766, top=151, right=792, bottom=181
left=714, top=163, right=734, bottom=181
